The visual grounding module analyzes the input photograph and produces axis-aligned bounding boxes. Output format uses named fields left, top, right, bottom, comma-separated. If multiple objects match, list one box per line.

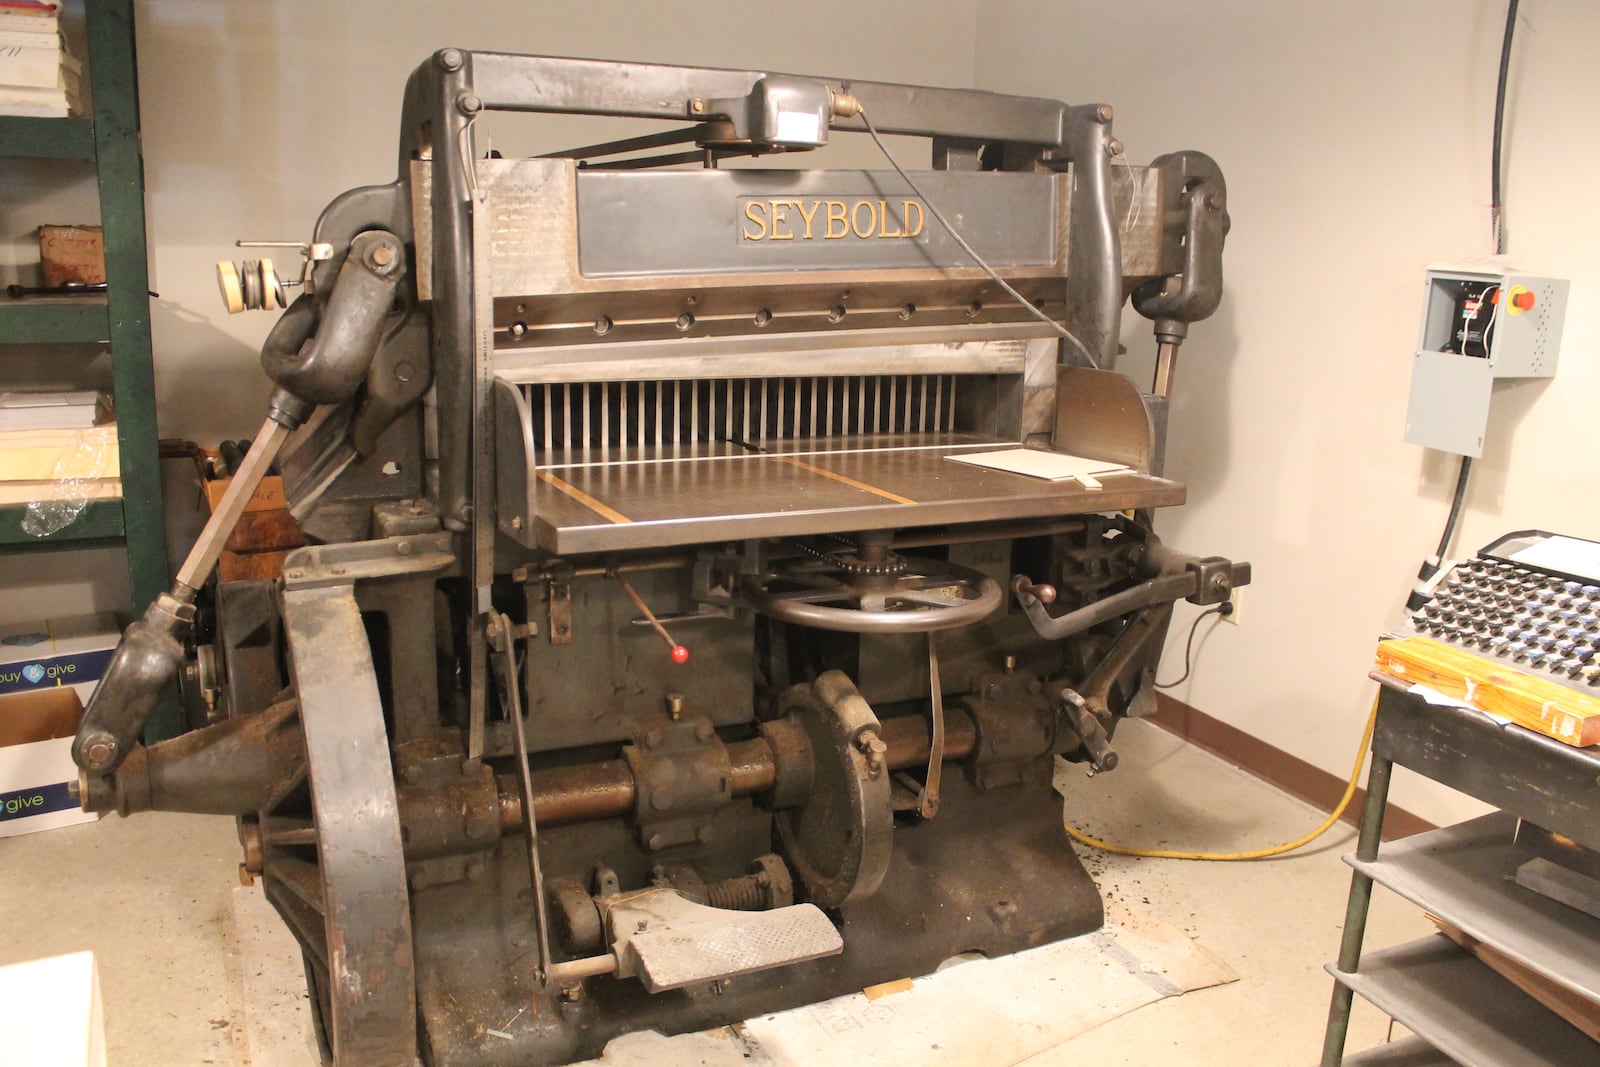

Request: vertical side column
left=283, top=582, right=418, bottom=1067
left=86, top=0, right=174, bottom=740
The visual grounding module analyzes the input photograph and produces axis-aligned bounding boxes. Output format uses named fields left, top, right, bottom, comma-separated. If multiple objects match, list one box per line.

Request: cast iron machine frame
left=72, top=51, right=1243, bottom=1066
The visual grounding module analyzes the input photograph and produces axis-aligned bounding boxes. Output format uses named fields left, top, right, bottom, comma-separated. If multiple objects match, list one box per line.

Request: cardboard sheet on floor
left=225, top=881, right=1236, bottom=1067
left=577, top=899, right=1237, bottom=1066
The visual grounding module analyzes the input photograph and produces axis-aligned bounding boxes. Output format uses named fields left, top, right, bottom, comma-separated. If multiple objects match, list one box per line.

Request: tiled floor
left=0, top=720, right=1430, bottom=1064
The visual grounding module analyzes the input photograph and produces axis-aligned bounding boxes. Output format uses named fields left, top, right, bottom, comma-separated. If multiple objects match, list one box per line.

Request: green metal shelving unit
left=0, top=0, right=174, bottom=738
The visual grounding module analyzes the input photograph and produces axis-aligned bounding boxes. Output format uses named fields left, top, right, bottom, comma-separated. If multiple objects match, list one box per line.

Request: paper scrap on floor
left=577, top=900, right=1237, bottom=1067
left=946, top=448, right=1132, bottom=489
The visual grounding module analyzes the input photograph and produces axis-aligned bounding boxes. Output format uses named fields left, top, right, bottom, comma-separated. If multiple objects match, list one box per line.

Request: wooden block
left=223, top=509, right=304, bottom=554
left=862, top=977, right=914, bottom=1000
left=1376, top=636, right=1600, bottom=747
left=1428, top=915, right=1600, bottom=1042
left=218, top=549, right=292, bottom=583
left=204, top=475, right=288, bottom=515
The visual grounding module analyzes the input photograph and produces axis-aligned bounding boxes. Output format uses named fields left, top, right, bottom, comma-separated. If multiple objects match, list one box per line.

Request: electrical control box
left=1405, top=267, right=1568, bottom=457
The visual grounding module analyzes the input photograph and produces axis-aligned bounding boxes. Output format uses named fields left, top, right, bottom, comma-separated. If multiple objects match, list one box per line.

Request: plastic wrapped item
left=10, top=424, right=120, bottom=538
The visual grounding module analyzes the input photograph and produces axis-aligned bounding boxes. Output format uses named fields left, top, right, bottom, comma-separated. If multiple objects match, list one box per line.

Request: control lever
left=1011, top=550, right=1250, bottom=643
left=1053, top=685, right=1118, bottom=773
left=918, top=631, right=945, bottom=818
left=616, top=575, right=690, bottom=664
left=73, top=230, right=406, bottom=774
left=487, top=610, right=555, bottom=983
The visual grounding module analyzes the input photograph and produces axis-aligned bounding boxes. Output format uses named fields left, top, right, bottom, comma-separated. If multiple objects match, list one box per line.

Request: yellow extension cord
left=1063, top=694, right=1380, bottom=861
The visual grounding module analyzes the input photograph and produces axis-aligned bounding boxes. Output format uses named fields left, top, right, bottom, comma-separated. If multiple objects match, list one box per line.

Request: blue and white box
left=0, top=613, right=119, bottom=837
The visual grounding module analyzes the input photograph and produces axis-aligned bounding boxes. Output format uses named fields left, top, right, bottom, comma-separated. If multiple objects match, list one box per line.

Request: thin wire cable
left=1064, top=694, right=1379, bottom=861
left=856, top=107, right=1100, bottom=370
left=1426, top=4, right=1517, bottom=578
left=1491, top=0, right=1519, bottom=256
left=1154, top=604, right=1226, bottom=689
left=1437, top=456, right=1473, bottom=560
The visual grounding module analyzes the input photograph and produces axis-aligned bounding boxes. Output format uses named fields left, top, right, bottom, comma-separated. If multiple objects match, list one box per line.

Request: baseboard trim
left=1149, top=692, right=1435, bottom=841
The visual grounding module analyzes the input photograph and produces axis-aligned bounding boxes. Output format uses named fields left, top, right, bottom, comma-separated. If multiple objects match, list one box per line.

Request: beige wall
left=975, top=0, right=1600, bottom=826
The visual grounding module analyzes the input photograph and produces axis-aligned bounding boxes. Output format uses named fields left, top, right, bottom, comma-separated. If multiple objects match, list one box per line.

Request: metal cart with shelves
left=1320, top=679, right=1600, bottom=1064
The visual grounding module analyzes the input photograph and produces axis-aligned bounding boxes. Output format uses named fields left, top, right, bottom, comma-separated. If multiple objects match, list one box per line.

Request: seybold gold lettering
left=769, top=200, right=794, bottom=240
left=850, top=200, right=878, bottom=238
left=903, top=200, right=925, bottom=238
left=742, top=200, right=768, bottom=241
left=743, top=197, right=927, bottom=241
left=877, top=199, right=903, bottom=239
left=794, top=199, right=821, bottom=239
left=825, top=200, right=849, bottom=239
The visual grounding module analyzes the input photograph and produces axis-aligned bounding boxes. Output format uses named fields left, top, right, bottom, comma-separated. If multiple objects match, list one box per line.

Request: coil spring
left=706, top=873, right=767, bottom=911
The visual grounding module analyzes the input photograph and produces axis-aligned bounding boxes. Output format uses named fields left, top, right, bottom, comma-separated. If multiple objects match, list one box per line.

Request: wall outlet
left=1222, top=586, right=1244, bottom=625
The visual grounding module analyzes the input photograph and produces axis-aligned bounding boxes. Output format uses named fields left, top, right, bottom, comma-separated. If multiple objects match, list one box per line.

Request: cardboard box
left=37, top=224, right=104, bottom=287
left=0, top=687, right=92, bottom=836
left=0, top=613, right=119, bottom=837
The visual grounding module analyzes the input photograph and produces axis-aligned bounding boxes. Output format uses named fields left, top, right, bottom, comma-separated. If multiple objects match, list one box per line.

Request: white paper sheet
left=945, top=448, right=1133, bottom=483
left=1509, top=535, right=1600, bottom=582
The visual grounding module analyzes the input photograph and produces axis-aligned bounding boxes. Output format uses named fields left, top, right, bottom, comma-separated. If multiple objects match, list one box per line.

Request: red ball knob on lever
left=615, top=574, right=691, bottom=666
left=1011, top=575, right=1057, bottom=605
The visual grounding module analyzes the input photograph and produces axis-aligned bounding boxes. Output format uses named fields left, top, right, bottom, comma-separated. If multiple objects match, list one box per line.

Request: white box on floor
left=0, top=951, right=106, bottom=1067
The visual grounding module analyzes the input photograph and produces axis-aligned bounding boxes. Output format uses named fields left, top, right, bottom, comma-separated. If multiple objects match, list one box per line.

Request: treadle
left=607, top=888, right=844, bottom=992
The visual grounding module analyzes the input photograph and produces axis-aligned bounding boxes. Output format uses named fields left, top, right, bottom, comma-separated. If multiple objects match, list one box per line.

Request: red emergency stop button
left=1513, top=290, right=1536, bottom=310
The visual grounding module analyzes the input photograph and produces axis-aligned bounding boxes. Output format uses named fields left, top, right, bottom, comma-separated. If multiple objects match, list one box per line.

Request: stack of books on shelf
left=0, top=2, right=80, bottom=119
left=0, top=391, right=118, bottom=505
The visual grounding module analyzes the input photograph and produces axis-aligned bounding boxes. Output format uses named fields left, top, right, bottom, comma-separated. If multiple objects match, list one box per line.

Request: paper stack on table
left=945, top=448, right=1134, bottom=489
left=0, top=2, right=81, bottom=119
left=0, top=392, right=118, bottom=505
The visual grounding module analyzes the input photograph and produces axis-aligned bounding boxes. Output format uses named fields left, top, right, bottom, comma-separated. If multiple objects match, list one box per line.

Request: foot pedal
left=606, top=888, right=843, bottom=992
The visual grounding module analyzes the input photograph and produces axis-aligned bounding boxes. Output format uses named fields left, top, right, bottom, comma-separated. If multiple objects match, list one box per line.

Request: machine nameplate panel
left=576, top=170, right=1058, bottom=276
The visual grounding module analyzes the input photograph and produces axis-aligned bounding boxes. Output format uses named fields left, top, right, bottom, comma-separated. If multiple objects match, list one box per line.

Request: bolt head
left=85, top=739, right=116, bottom=767
left=370, top=244, right=395, bottom=267
left=1096, top=104, right=1114, bottom=122
left=437, top=48, right=464, bottom=71
left=457, top=91, right=482, bottom=115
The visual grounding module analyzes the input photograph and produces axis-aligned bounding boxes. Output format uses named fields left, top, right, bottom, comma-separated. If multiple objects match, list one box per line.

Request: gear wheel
left=790, top=538, right=909, bottom=577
